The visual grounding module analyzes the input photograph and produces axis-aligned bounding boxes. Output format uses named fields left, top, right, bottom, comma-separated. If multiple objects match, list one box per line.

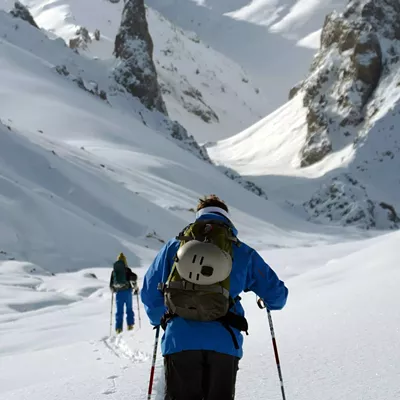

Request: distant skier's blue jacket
left=141, top=213, right=288, bottom=359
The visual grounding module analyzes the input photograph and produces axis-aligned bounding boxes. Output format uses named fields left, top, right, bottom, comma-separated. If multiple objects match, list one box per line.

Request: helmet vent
left=200, top=256, right=204, bottom=265
left=201, top=266, right=213, bottom=277
left=189, top=272, right=193, bottom=280
left=192, top=255, right=197, bottom=263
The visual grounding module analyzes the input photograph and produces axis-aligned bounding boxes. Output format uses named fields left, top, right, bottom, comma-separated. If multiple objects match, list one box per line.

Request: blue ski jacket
left=141, top=212, right=288, bottom=359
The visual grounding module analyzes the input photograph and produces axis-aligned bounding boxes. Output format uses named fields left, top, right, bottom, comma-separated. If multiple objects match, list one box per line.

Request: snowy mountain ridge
left=6, top=0, right=266, bottom=142
left=146, top=0, right=349, bottom=113
left=12, top=0, right=271, bottom=196
left=3, top=2, right=213, bottom=162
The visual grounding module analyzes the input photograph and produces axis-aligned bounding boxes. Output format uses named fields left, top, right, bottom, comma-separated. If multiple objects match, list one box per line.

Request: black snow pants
left=164, top=350, right=239, bottom=400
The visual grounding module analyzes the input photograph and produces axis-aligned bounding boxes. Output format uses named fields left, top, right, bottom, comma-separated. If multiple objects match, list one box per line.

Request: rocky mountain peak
left=113, top=0, right=167, bottom=115
left=10, top=1, right=39, bottom=29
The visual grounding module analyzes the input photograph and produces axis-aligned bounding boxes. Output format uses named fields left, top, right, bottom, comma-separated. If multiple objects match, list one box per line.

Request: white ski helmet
left=175, top=240, right=232, bottom=285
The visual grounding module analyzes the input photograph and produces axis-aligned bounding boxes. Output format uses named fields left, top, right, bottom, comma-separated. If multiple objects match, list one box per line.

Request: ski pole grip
left=257, top=297, right=266, bottom=309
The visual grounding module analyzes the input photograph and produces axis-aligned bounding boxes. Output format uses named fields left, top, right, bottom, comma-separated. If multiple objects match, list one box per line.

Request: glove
left=130, top=280, right=138, bottom=290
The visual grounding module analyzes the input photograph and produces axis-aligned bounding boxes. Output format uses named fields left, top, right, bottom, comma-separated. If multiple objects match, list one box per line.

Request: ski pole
left=109, top=292, right=114, bottom=337
left=147, top=325, right=160, bottom=400
left=267, top=309, right=287, bottom=400
left=136, top=290, right=142, bottom=329
left=257, top=297, right=287, bottom=400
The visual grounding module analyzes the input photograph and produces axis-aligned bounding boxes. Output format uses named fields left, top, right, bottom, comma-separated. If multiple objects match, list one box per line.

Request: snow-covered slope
left=146, top=0, right=348, bottom=112
left=1, top=229, right=399, bottom=400
left=5, top=0, right=267, bottom=141
left=209, top=0, right=400, bottom=230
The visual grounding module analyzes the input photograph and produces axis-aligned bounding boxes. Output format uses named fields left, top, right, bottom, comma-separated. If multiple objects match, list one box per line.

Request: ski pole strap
left=158, top=281, right=230, bottom=298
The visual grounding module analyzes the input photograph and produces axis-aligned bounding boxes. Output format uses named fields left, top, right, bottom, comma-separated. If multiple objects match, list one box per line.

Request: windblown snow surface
left=0, top=3, right=399, bottom=400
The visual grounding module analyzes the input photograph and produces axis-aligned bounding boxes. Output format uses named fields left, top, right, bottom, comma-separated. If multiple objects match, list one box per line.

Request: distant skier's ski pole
left=109, top=292, right=114, bottom=337
left=257, top=297, right=287, bottom=400
left=136, top=290, right=142, bottom=329
left=147, top=325, right=160, bottom=400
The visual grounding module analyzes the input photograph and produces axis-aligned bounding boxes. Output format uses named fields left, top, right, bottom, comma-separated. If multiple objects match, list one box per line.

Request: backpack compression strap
left=158, top=289, right=248, bottom=350
left=158, top=281, right=230, bottom=298
left=159, top=310, right=248, bottom=350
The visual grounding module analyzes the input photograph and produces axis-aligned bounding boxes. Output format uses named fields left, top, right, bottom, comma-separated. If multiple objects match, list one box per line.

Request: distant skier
left=141, top=195, right=289, bottom=400
left=110, top=253, right=138, bottom=334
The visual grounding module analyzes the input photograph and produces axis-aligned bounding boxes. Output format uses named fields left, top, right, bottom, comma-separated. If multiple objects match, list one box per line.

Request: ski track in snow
left=101, top=334, right=150, bottom=364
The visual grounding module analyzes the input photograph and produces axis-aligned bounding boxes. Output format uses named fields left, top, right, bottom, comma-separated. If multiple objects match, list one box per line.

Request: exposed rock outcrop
left=113, top=0, right=167, bottom=114
left=182, top=86, right=219, bottom=123
left=69, top=27, right=92, bottom=50
left=10, top=1, right=39, bottom=29
left=54, top=65, right=108, bottom=102
left=303, top=173, right=399, bottom=230
left=294, top=0, right=400, bottom=167
left=165, top=119, right=210, bottom=161
left=283, top=0, right=400, bottom=230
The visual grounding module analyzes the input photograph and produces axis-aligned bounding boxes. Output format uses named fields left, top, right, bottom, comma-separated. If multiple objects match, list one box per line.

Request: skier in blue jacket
left=141, top=195, right=288, bottom=400
left=110, top=253, right=138, bottom=334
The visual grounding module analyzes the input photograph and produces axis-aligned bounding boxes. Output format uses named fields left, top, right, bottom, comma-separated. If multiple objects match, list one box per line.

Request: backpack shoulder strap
left=175, top=223, right=193, bottom=242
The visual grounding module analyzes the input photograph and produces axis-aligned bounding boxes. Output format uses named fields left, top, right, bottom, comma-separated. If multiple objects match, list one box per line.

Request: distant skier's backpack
left=159, top=219, right=240, bottom=322
left=112, top=260, right=129, bottom=290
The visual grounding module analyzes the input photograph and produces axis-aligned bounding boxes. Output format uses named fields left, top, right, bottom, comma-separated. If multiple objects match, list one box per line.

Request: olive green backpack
left=159, top=219, right=239, bottom=321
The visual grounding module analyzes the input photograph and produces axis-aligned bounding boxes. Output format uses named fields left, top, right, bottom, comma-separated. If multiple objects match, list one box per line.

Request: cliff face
left=113, top=0, right=167, bottom=115
left=295, top=0, right=400, bottom=167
